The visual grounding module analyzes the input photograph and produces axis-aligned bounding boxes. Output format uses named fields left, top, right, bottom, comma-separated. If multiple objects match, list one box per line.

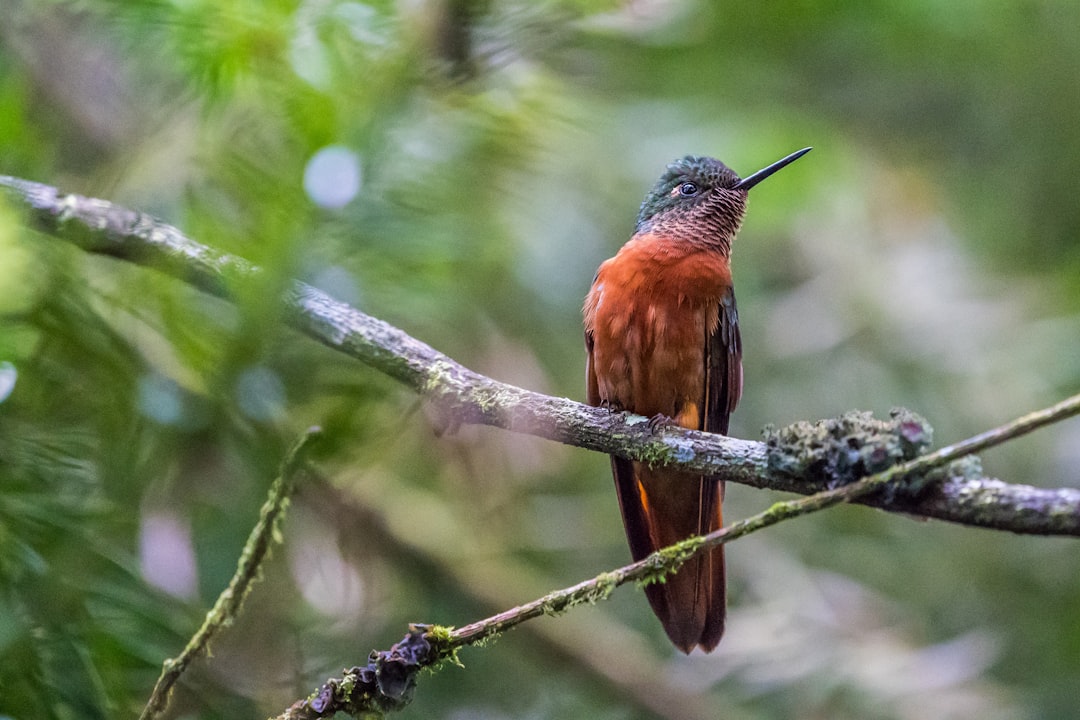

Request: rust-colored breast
left=584, top=233, right=732, bottom=426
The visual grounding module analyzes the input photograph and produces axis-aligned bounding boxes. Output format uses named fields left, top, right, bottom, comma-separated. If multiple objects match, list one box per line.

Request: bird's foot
left=647, top=413, right=676, bottom=432
left=600, top=398, right=625, bottom=413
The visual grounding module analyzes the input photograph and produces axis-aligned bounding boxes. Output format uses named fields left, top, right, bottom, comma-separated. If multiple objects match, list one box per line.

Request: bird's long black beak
left=733, top=147, right=812, bottom=190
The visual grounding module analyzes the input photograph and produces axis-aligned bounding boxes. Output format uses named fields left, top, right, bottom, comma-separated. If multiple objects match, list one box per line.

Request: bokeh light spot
left=140, top=511, right=197, bottom=599
left=0, top=362, right=16, bottom=404
left=236, top=366, right=286, bottom=421
left=304, top=145, right=361, bottom=209
left=138, top=373, right=185, bottom=425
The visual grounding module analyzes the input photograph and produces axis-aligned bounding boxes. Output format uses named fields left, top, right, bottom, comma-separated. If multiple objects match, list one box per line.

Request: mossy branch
left=3, top=174, right=1079, bottom=536
left=138, top=428, right=322, bottom=720
left=274, top=390, right=1080, bottom=718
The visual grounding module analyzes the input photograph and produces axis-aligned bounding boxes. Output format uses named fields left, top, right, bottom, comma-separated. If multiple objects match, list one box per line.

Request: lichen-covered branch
left=275, top=393, right=1074, bottom=717
left=3, top=174, right=1079, bottom=536
left=138, top=428, right=322, bottom=720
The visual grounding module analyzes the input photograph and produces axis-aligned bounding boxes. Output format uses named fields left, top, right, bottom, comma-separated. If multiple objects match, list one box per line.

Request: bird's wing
left=585, top=327, right=600, bottom=407
left=704, top=286, right=743, bottom=435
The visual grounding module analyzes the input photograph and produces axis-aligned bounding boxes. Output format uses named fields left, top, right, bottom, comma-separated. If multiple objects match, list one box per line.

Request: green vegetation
left=2, top=1, right=1079, bottom=718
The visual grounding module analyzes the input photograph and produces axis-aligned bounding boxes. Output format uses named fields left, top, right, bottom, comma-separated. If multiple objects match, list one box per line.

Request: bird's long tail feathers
left=612, top=457, right=726, bottom=653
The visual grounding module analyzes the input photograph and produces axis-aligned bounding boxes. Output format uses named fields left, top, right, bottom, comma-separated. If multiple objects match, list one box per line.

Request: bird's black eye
left=678, top=181, right=699, bottom=196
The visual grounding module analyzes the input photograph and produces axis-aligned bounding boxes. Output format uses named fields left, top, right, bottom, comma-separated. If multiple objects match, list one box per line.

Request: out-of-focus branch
left=3, top=174, right=1079, bottom=536
left=138, top=428, right=322, bottom=720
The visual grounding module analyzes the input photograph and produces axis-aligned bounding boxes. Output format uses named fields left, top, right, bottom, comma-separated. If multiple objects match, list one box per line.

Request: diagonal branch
left=274, top=389, right=1080, bottom=718
left=3, top=174, right=1079, bottom=535
left=452, top=389, right=1080, bottom=642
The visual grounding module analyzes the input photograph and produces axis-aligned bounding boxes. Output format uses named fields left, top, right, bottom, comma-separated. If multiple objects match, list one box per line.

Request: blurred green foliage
left=2, top=1, right=1080, bottom=718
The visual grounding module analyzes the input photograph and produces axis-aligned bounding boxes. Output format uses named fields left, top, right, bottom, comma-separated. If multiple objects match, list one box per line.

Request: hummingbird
left=583, top=147, right=811, bottom=653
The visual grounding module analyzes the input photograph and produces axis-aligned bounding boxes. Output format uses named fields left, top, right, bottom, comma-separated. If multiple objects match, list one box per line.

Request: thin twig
left=139, top=428, right=322, bottom=720
left=3, top=175, right=1080, bottom=535
left=298, top=474, right=724, bottom=720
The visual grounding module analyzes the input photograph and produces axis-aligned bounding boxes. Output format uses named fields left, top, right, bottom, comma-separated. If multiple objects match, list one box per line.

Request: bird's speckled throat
left=634, top=156, right=748, bottom=255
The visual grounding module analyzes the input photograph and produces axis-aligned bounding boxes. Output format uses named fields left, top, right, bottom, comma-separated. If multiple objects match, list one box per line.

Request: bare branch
left=3, top=174, right=1079, bottom=535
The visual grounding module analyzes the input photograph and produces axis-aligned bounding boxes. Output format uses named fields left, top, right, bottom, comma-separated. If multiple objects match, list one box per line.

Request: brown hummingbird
left=583, top=147, right=811, bottom=652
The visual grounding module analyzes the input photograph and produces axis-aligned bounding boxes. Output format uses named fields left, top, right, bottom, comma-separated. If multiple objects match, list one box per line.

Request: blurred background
left=1, top=1, right=1079, bottom=718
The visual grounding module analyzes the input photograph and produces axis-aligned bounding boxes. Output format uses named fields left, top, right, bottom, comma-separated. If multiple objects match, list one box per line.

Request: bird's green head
left=633, top=156, right=748, bottom=249
left=634, top=148, right=812, bottom=250
left=635, top=156, right=744, bottom=233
